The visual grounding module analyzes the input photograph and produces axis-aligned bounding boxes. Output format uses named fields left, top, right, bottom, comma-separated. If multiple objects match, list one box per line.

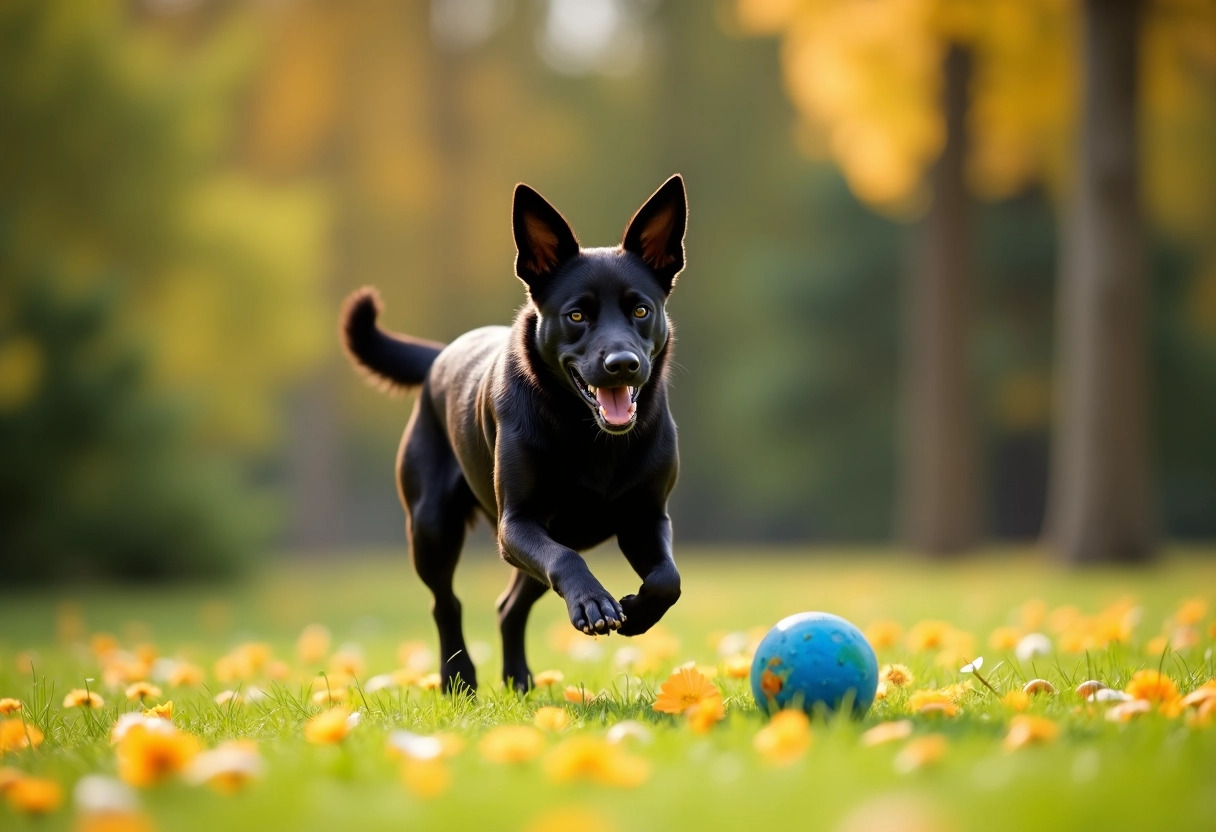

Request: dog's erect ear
left=512, top=184, right=580, bottom=294
left=622, top=174, right=687, bottom=294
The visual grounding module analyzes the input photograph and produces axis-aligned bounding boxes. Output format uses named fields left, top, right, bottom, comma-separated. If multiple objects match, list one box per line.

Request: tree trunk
left=898, top=43, right=980, bottom=554
left=1045, top=0, right=1154, bottom=564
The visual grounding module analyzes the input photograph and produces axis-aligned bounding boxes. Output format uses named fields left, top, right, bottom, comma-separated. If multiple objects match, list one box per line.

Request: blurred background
left=1, top=0, right=1213, bottom=582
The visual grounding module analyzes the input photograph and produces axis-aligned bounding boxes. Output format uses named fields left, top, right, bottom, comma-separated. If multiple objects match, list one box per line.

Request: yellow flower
left=722, top=655, right=752, bottom=679
left=0, top=719, right=44, bottom=752
left=753, top=709, right=811, bottom=765
left=167, top=662, right=205, bottom=687
left=685, top=694, right=726, bottom=733
left=907, top=690, right=960, bottom=717
left=91, top=633, right=119, bottom=658
left=64, top=689, right=105, bottom=709
left=401, top=757, right=450, bottom=798
left=533, top=669, right=565, bottom=687
left=4, top=775, right=62, bottom=814
left=860, top=720, right=913, bottom=747
left=479, top=725, right=546, bottom=763
left=143, top=701, right=173, bottom=720
left=124, top=682, right=162, bottom=703
left=0, top=767, right=22, bottom=791
left=329, top=650, right=366, bottom=679
left=533, top=707, right=571, bottom=732
left=893, top=735, right=948, bottom=774
left=1004, top=715, right=1059, bottom=750
left=305, top=707, right=355, bottom=745
left=296, top=624, right=332, bottom=665
left=652, top=666, right=720, bottom=715
left=1125, top=670, right=1180, bottom=704
left=543, top=736, right=650, bottom=787
left=0, top=699, right=22, bottom=716
left=879, top=663, right=914, bottom=688
left=864, top=619, right=902, bottom=650
left=116, top=724, right=201, bottom=787
left=988, top=626, right=1022, bottom=651
left=1002, top=690, right=1030, bottom=712
left=417, top=673, right=442, bottom=691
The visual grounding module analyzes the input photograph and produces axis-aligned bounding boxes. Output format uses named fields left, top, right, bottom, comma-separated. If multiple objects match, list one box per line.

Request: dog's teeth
left=588, top=385, right=596, bottom=394
left=627, top=403, right=636, bottom=416
left=599, top=406, right=608, bottom=419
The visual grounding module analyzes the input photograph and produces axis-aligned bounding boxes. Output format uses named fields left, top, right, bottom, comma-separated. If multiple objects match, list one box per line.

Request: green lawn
left=2, top=546, right=1215, bottom=831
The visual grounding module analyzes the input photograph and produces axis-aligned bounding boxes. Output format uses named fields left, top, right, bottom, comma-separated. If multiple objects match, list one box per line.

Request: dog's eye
left=568, top=311, right=584, bottom=323
left=634, top=305, right=650, bottom=319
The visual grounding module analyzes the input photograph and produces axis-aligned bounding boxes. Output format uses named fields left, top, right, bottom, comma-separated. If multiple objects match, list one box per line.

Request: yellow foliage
left=0, top=336, right=44, bottom=412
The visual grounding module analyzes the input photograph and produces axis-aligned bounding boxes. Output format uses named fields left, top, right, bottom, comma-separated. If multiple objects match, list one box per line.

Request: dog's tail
left=340, top=287, right=444, bottom=392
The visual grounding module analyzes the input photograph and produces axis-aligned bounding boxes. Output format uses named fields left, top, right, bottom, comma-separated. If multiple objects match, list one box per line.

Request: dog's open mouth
left=568, top=367, right=638, bottom=431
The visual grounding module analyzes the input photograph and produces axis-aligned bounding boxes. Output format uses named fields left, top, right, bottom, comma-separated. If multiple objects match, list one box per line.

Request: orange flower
left=753, top=709, right=811, bottom=765
left=64, top=688, right=105, bottom=709
left=864, top=619, right=902, bottom=650
left=479, top=725, right=546, bottom=763
left=860, top=720, right=913, bottom=747
left=533, top=669, right=565, bottom=687
left=0, top=719, right=44, bottom=752
left=1174, top=598, right=1207, bottom=626
left=117, top=724, right=201, bottom=787
left=4, top=776, right=62, bottom=814
left=1180, top=684, right=1216, bottom=710
left=533, top=707, right=571, bottom=732
left=1125, top=670, right=1179, bottom=704
left=652, top=666, right=720, bottom=715
left=304, top=707, right=356, bottom=745
left=526, top=806, right=615, bottom=832
left=167, top=662, right=204, bottom=687
left=907, top=690, right=959, bottom=717
left=1004, top=715, right=1059, bottom=750
left=77, top=811, right=157, bottom=832
left=563, top=685, right=599, bottom=705
left=124, top=682, right=162, bottom=703
left=0, top=699, right=22, bottom=716
left=906, top=620, right=952, bottom=651
left=296, top=624, right=332, bottom=665
left=417, top=673, right=442, bottom=691
left=879, top=663, right=914, bottom=688
left=401, top=757, right=451, bottom=798
left=311, top=687, right=349, bottom=706
left=894, top=735, right=947, bottom=773
left=686, top=694, right=726, bottom=733
left=543, top=736, right=650, bottom=787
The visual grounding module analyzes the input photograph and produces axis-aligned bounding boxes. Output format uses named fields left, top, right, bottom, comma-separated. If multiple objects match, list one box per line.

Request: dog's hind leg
left=400, top=407, right=479, bottom=694
left=496, top=568, right=548, bottom=692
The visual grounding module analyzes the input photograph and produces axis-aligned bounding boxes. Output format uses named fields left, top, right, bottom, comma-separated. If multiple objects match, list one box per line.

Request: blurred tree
left=1046, top=0, right=1153, bottom=563
left=0, top=0, right=328, bottom=578
left=735, top=0, right=1216, bottom=558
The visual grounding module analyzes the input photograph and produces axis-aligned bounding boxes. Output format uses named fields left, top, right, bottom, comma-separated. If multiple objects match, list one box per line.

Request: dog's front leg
left=614, top=511, right=681, bottom=636
left=498, top=511, right=625, bottom=635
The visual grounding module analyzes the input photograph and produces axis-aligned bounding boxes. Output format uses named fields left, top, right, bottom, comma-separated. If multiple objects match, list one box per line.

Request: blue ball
left=750, top=612, right=878, bottom=716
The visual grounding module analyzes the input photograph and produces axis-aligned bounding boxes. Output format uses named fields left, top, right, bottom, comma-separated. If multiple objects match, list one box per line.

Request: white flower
left=605, top=720, right=653, bottom=745
left=110, top=712, right=175, bottom=743
left=1015, top=633, right=1052, bottom=662
left=364, top=674, right=399, bottom=693
left=74, top=775, right=139, bottom=813
left=345, top=710, right=362, bottom=730
left=185, top=745, right=265, bottom=786
left=1091, top=688, right=1133, bottom=702
left=960, top=657, right=984, bottom=673
left=387, top=730, right=445, bottom=761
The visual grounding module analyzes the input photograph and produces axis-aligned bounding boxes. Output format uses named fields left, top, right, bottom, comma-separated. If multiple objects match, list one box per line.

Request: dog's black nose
left=604, top=351, right=641, bottom=376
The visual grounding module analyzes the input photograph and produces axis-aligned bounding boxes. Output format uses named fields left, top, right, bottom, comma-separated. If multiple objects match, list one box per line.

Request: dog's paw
left=615, top=594, right=654, bottom=636
left=566, top=591, right=625, bottom=635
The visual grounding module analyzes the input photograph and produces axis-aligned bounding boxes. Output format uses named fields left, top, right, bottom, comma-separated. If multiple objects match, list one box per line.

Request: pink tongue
left=595, top=386, right=632, bottom=425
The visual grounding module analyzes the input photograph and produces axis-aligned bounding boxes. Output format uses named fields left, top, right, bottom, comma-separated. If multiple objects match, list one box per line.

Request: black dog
left=341, top=175, right=687, bottom=692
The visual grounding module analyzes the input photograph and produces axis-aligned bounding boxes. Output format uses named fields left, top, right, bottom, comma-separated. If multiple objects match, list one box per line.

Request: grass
left=2, top=545, right=1215, bottom=831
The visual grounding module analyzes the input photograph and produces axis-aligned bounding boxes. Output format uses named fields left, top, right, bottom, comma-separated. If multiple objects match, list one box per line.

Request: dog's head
left=511, top=175, right=687, bottom=435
